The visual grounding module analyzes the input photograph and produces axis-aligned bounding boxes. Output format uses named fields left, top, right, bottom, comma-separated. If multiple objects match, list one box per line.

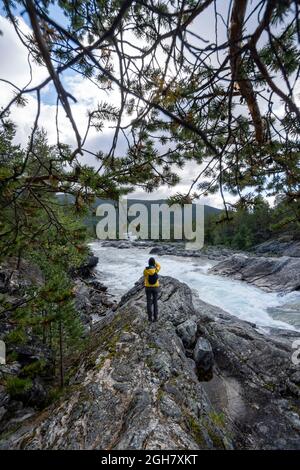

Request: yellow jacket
left=144, top=262, right=161, bottom=288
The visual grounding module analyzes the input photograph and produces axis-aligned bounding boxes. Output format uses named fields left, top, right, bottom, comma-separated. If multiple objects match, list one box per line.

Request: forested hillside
left=206, top=197, right=300, bottom=249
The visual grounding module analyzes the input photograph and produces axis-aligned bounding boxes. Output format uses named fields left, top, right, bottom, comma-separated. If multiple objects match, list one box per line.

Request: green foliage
left=1, top=0, right=299, bottom=216
left=205, top=195, right=299, bottom=249
left=6, top=351, right=18, bottom=363
left=0, top=125, right=90, bottom=388
left=208, top=411, right=226, bottom=429
left=185, top=414, right=206, bottom=447
left=5, top=328, right=27, bottom=345
left=5, top=377, right=33, bottom=397
left=21, top=359, right=47, bottom=378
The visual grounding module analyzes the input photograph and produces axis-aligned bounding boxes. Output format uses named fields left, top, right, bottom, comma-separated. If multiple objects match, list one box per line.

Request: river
left=90, top=242, right=300, bottom=332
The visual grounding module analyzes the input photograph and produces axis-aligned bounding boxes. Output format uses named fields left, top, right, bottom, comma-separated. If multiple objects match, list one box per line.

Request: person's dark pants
left=145, top=287, right=159, bottom=321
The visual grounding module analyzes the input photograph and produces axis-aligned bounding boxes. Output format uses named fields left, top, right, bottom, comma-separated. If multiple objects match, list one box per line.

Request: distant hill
left=126, top=198, right=221, bottom=218
left=56, top=194, right=221, bottom=239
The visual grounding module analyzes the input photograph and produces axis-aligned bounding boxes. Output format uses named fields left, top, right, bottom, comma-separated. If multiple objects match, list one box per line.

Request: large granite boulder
left=0, top=278, right=233, bottom=450
left=1, top=277, right=299, bottom=450
left=176, top=319, right=197, bottom=348
left=193, top=337, right=214, bottom=377
left=75, top=255, right=99, bottom=278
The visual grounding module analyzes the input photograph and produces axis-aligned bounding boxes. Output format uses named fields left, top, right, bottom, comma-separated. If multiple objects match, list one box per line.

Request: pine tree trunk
left=42, top=311, right=46, bottom=345
left=59, top=320, right=64, bottom=388
left=49, top=322, right=52, bottom=349
left=17, top=248, right=22, bottom=270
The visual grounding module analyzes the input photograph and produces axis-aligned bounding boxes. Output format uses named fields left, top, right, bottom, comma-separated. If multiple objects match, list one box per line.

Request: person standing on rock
left=144, top=257, right=161, bottom=322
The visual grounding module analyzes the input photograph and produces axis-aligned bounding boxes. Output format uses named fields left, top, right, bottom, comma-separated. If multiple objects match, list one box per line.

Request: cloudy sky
left=0, top=2, right=297, bottom=208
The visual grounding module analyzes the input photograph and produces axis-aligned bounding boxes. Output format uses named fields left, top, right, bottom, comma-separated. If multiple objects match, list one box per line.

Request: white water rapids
left=90, top=242, right=300, bottom=332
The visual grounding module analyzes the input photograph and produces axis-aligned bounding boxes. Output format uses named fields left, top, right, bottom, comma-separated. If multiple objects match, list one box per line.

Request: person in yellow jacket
left=143, top=257, right=161, bottom=322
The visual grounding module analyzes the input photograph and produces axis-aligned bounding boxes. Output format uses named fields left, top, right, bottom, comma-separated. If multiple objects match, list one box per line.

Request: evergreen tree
left=1, top=1, right=299, bottom=219
left=0, top=124, right=88, bottom=389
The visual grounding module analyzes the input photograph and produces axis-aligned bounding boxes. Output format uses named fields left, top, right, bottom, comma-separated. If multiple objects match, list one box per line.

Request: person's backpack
left=148, top=268, right=158, bottom=285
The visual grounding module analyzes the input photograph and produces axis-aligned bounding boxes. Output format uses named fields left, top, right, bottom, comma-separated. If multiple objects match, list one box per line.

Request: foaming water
left=90, top=242, right=300, bottom=331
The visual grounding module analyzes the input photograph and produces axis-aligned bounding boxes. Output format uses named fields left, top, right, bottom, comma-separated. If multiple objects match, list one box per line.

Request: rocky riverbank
left=1, top=276, right=300, bottom=450
left=101, top=239, right=239, bottom=261
left=209, top=254, right=300, bottom=293
left=253, top=237, right=300, bottom=258
left=101, top=237, right=300, bottom=258
left=0, top=255, right=114, bottom=436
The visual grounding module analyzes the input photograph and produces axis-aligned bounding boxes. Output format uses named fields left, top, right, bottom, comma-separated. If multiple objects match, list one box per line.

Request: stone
left=254, top=238, right=300, bottom=258
left=149, top=247, right=160, bottom=255
left=74, top=255, right=99, bottom=278
left=176, top=319, right=197, bottom=348
left=159, top=395, right=182, bottom=419
left=290, top=371, right=300, bottom=385
left=193, top=337, right=214, bottom=374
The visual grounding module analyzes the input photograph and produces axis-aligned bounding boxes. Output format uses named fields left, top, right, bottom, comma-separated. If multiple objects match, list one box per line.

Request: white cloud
left=0, top=15, right=48, bottom=89
left=129, top=185, right=233, bottom=209
left=129, top=160, right=237, bottom=209
left=0, top=15, right=118, bottom=153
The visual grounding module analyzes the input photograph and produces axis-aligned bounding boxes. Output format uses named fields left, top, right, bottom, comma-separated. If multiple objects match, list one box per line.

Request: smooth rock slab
left=176, top=319, right=197, bottom=348
left=1, top=277, right=300, bottom=450
left=210, top=254, right=300, bottom=292
left=193, top=337, right=214, bottom=374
